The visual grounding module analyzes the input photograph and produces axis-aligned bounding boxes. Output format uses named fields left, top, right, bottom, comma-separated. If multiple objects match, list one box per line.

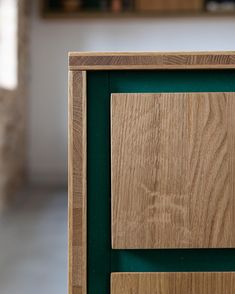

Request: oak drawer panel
left=111, top=92, right=235, bottom=249
left=111, top=272, right=235, bottom=294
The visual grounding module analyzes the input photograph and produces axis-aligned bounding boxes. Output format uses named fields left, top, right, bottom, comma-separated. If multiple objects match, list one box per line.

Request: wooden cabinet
left=68, top=52, right=235, bottom=294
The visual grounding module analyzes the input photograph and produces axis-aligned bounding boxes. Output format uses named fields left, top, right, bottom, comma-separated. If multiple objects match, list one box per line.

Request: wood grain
left=111, top=92, right=235, bottom=249
left=136, top=0, right=203, bottom=12
left=68, top=70, right=87, bottom=294
left=69, top=52, right=235, bottom=70
left=111, top=272, right=235, bottom=294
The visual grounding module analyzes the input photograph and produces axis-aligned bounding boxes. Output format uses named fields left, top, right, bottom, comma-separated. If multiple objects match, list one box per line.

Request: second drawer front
left=111, top=272, right=235, bottom=294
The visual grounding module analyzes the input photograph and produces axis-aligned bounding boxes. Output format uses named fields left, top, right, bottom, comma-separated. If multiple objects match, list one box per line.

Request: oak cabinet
left=68, top=52, right=235, bottom=294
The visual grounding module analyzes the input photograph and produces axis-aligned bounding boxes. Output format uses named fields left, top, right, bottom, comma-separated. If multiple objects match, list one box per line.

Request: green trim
left=87, top=72, right=111, bottom=294
left=87, top=70, right=235, bottom=294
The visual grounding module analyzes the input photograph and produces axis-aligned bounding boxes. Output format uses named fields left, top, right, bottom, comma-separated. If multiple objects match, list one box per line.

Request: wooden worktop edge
left=69, top=51, right=235, bottom=70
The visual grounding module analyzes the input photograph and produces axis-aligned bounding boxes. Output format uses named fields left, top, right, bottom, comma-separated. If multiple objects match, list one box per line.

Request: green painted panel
left=87, top=70, right=235, bottom=294
left=109, top=70, right=235, bottom=93
left=87, top=71, right=111, bottom=294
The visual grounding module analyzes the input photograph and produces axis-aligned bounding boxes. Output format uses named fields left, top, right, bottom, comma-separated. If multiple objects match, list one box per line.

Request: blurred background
left=0, top=0, right=235, bottom=293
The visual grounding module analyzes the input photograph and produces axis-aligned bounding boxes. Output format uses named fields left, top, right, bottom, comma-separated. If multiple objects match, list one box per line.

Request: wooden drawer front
left=111, top=272, right=235, bottom=294
left=111, top=92, right=235, bottom=249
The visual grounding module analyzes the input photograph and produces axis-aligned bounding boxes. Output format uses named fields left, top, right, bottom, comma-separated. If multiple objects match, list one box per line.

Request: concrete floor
left=0, top=187, right=67, bottom=294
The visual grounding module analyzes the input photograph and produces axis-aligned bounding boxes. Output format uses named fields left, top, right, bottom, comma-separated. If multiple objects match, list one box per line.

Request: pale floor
left=0, top=187, right=67, bottom=294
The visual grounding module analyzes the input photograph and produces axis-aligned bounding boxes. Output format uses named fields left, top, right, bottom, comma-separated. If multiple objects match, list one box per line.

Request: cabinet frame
left=68, top=51, right=235, bottom=294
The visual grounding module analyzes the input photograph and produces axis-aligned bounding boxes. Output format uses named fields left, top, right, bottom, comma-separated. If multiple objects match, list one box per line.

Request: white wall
left=29, top=1, right=235, bottom=185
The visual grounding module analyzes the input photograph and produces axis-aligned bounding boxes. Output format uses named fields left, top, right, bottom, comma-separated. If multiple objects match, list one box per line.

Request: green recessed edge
left=87, top=70, right=235, bottom=294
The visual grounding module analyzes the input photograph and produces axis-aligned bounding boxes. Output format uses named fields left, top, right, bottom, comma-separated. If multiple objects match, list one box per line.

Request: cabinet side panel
left=69, top=70, right=87, bottom=294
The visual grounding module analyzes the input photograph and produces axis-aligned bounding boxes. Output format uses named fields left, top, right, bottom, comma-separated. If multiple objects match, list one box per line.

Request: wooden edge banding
left=69, top=51, right=235, bottom=70
left=69, top=70, right=87, bottom=294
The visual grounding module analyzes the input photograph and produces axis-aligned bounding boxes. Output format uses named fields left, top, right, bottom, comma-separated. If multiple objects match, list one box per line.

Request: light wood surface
left=69, top=51, right=235, bottom=70
left=136, top=0, right=203, bottom=12
left=111, top=272, right=235, bottom=294
left=68, top=71, right=87, bottom=294
left=111, top=92, right=235, bottom=249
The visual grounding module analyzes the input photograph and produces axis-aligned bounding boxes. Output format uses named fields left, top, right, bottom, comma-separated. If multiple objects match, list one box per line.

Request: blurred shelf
left=41, top=10, right=235, bottom=19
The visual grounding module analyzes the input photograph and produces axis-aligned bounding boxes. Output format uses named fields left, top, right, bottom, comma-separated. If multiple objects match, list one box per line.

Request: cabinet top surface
left=69, top=51, right=235, bottom=70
